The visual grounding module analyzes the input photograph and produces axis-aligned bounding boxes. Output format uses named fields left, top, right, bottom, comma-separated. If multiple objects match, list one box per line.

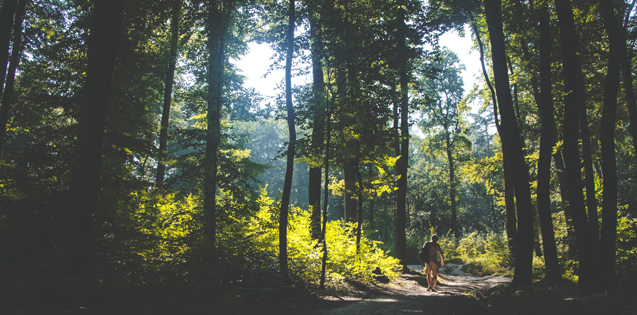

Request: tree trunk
left=279, top=0, right=296, bottom=278
left=599, top=0, right=620, bottom=289
left=319, top=73, right=334, bottom=291
left=473, top=21, right=517, bottom=253
left=156, top=0, right=181, bottom=186
left=344, top=161, right=357, bottom=222
left=395, top=0, right=408, bottom=270
left=0, top=0, right=27, bottom=160
left=484, top=0, right=534, bottom=287
left=58, top=0, right=125, bottom=274
left=355, top=149, right=363, bottom=253
left=308, top=0, right=324, bottom=241
left=0, top=0, right=17, bottom=98
left=204, top=0, right=231, bottom=259
left=446, top=135, right=459, bottom=237
left=536, top=2, right=561, bottom=280
left=617, top=3, right=637, bottom=155
left=579, top=90, right=599, bottom=244
left=368, top=164, right=375, bottom=229
left=555, top=0, right=599, bottom=288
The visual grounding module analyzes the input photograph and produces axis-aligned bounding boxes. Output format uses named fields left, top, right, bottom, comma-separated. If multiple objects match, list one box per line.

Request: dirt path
left=302, top=263, right=511, bottom=315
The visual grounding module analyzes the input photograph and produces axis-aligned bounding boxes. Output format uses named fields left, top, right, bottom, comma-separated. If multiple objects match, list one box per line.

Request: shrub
left=243, top=191, right=401, bottom=287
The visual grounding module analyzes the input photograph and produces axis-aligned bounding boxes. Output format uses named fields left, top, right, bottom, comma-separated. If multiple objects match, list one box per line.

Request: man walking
left=422, top=234, right=445, bottom=292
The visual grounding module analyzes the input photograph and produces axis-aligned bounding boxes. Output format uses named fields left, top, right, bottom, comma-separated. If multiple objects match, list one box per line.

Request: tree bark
left=579, top=86, right=599, bottom=244
left=446, top=135, right=459, bottom=237
left=0, top=0, right=27, bottom=160
left=204, top=0, right=231, bottom=259
left=279, top=0, right=296, bottom=278
left=599, top=0, right=620, bottom=289
left=368, top=164, right=374, bottom=229
left=344, top=161, right=357, bottom=222
left=473, top=21, right=517, bottom=253
left=156, top=0, right=181, bottom=186
left=319, top=71, right=334, bottom=291
left=484, top=0, right=534, bottom=287
left=616, top=2, right=637, bottom=155
left=395, top=0, right=408, bottom=270
left=58, top=0, right=125, bottom=274
left=555, top=0, right=599, bottom=288
left=355, top=149, right=363, bottom=253
left=536, top=2, right=561, bottom=280
left=0, top=0, right=17, bottom=99
left=308, top=0, right=324, bottom=241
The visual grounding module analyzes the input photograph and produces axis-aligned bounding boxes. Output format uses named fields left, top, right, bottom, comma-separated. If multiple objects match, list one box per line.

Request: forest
left=1, top=0, right=636, bottom=314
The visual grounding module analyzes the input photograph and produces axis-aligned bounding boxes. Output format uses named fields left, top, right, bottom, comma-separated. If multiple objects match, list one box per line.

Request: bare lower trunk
left=485, top=0, right=534, bottom=286
left=308, top=0, right=324, bottom=241
left=58, top=0, right=125, bottom=274
left=599, top=0, right=620, bottom=289
left=156, top=0, right=181, bottom=186
left=555, top=0, right=599, bottom=288
left=279, top=0, right=296, bottom=278
left=536, top=2, right=561, bottom=280
left=204, top=1, right=231, bottom=259
left=0, top=0, right=27, bottom=160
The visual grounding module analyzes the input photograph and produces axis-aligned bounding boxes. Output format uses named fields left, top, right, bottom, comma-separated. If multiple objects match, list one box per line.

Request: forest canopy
left=1, top=0, right=637, bottom=313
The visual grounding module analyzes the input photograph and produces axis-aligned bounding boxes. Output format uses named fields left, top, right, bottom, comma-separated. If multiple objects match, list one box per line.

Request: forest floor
left=272, top=263, right=637, bottom=315
left=3, top=262, right=637, bottom=314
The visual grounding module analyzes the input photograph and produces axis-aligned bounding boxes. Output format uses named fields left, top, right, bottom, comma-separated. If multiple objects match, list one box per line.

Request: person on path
left=422, top=234, right=445, bottom=292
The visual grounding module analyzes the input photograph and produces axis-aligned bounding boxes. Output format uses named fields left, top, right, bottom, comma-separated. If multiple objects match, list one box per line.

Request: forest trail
left=303, top=263, right=511, bottom=315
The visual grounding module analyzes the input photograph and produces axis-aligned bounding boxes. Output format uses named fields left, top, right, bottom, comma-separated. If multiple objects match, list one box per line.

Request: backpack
left=418, top=242, right=430, bottom=262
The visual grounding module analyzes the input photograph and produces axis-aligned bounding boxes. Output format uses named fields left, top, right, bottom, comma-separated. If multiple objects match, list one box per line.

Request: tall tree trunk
left=308, top=0, right=325, bottom=241
left=473, top=21, right=517, bottom=254
left=344, top=161, right=357, bottom=222
left=555, top=0, right=599, bottom=288
left=395, top=0, right=408, bottom=270
left=58, top=0, right=125, bottom=274
left=319, top=77, right=334, bottom=291
left=156, top=0, right=181, bottom=186
left=0, top=0, right=17, bottom=98
left=484, top=0, right=534, bottom=287
left=617, top=2, right=637, bottom=155
left=368, top=164, right=375, bottom=229
left=0, top=0, right=26, bottom=160
left=279, top=0, right=296, bottom=278
left=536, top=2, right=561, bottom=280
left=579, top=90, right=599, bottom=244
left=204, top=0, right=230, bottom=259
left=599, top=0, right=620, bottom=289
left=355, top=148, right=363, bottom=253
left=446, top=135, right=459, bottom=237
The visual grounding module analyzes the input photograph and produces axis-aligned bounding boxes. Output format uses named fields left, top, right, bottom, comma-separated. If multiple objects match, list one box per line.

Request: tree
left=555, top=0, right=599, bottom=288
left=279, top=0, right=296, bottom=279
left=536, top=0, right=561, bottom=280
left=307, top=0, right=325, bottom=241
left=204, top=0, right=234, bottom=258
left=156, top=0, right=182, bottom=186
left=395, top=0, right=410, bottom=270
left=0, top=0, right=18, bottom=100
left=472, top=20, right=517, bottom=254
left=598, top=0, right=621, bottom=288
left=0, top=0, right=27, bottom=159
left=417, top=48, right=471, bottom=238
left=484, top=0, right=534, bottom=286
left=58, top=0, right=126, bottom=273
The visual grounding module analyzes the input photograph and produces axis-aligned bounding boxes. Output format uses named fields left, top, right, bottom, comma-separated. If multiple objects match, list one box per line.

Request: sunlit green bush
left=215, top=189, right=399, bottom=288
left=244, top=191, right=401, bottom=286
left=616, top=212, right=637, bottom=283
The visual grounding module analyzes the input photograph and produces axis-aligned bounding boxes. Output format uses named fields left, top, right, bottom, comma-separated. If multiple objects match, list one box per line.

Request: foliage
left=616, top=212, right=637, bottom=281
left=243, top=190, right=401, bottom=287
